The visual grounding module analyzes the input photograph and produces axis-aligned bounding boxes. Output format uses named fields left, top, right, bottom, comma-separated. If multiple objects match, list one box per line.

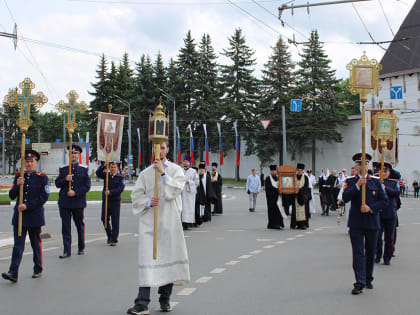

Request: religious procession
left=1, top=1, right=420, bottom=314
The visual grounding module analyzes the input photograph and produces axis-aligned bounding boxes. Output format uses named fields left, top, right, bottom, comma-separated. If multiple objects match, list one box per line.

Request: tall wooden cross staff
left=5, top=78, right=47, bottom=236
left=346, top=53, right=382, bottom=205
left=56, top=90, right=87, bottom=191
left=148, top=98, right=169, bottom=260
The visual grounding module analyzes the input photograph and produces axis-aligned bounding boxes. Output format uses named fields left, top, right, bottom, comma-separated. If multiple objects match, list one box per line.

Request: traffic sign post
left=291, top=99, right=302, bottom=112
left=390, top=86, right=402, bottom=99
left=260, top=120, right=271, bottom=130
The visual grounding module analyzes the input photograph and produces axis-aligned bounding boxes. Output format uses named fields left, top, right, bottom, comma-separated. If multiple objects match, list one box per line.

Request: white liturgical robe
left=131, top=160, right=190, bottom=287
left=181, top=167, right=199, bottom=224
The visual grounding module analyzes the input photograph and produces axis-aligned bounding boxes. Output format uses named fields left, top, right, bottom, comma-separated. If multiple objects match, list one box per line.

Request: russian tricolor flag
left=233, top=121, right=240, bottom=166
left=85, top=132, right=89, bottom=166
left=188, top=124, right=194, bottom=165
left=217, top=123, right=223, bottom=165
left=137, top=128, right=141, bottom=166
left=176, top=127, right=181, bottom=165
left=203, top=124, right=209, bottom=166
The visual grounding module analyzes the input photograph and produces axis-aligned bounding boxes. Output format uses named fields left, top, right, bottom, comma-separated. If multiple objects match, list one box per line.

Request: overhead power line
left=67, top=0, right=283, bottom=5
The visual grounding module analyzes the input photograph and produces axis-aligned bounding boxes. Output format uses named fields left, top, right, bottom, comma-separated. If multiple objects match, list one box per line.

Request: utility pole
left=159, top=89, right=176, bottom=163
left=63, top=113, right=66, bottom=165
left=282, top=106, right=287, bottom=165
left=2, top=106, right=5, bottom=175
left=279, top=0, right=373, bottom=18
left=114, top=95, right=132, bottom=183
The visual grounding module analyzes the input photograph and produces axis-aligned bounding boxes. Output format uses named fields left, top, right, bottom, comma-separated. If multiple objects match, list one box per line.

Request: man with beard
left=181, top=156, right=199, bottom=230
left=265, top=165, right=284, bottom=230
left=290, top=163, right=311, bottom=230
left=195, top=162, right=216, bottom=223
left=210, top=162, right=223, bottom=215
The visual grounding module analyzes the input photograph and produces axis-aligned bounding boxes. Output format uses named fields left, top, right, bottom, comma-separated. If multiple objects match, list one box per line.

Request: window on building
left=418, top=99, right=420, bottom=111
left=403, top=100, right=407, bottom=110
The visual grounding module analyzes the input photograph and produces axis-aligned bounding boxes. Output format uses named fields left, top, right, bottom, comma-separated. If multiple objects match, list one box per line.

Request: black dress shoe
left=375, top=256, right=381, bottom=263
left=109, top=241, right=117, bottom=247
left=32, top=271, right=42, bottom=279
left=2, top=272, right=17, bottom=283
left=384, top=260, right=390, bottom=265
left=127, top=304, right=149, bottom=315
left=366, top=282, right=373, bottom=289
left=351, top=286, right=363, bottom=295
left=59, top=253, right=71, bottom=259
left=160, top=300, right=172, bottom=312
left=107, top=237, right=111, bottom=244
left=77, top=249, right=84, bottom=255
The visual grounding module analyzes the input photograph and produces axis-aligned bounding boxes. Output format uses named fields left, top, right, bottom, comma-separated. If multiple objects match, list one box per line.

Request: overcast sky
left=0, top=0, right=416, bottom=112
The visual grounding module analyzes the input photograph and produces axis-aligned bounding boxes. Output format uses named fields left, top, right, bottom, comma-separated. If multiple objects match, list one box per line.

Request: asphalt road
left=0, top=188, right=419, bottom=315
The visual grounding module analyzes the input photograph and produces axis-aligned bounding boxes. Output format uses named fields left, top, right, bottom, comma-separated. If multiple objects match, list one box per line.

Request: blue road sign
left=291, top=99, right=302, bottom=112
left=25, top=139, right=30, bottom=145
left=390, top=86, right=402, bottom=99
left=79, top=138, right=84, bottom=143
left=56, top=139, right=61, bottom=144
left=0, top=136, right=2, bottom=143
left=128, top=154, right=133, bottom=163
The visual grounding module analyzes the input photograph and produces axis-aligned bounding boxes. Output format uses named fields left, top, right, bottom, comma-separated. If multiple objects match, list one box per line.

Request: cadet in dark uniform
left=342, top=153, right=388, bottom=295
left=96, top=161, right=125, bottom=246
left=2, top=150, right=49, bottom=283
left=373, top=162, right=400, bottom=265
left=55, top=144, right=91, bottom=258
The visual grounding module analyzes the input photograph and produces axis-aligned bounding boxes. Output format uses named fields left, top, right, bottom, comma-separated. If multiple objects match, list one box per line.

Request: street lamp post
left=159, top=89, right=176, bottom=163
left=114, top=95, right=132, bottom=183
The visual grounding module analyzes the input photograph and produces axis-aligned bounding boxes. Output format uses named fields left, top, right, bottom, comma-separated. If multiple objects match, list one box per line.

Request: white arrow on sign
left=261, top=120, right=271, bottom=130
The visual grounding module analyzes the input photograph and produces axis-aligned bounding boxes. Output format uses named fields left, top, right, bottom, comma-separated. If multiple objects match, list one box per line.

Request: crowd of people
left=0, top=141, right=407, bottom=311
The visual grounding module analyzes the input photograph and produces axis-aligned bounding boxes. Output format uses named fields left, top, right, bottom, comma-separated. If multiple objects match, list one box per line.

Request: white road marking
left=43, top=246, right=59, bottom=252
left=286, top=237, right=295, bottom=241
left=256, top=239, right=273, bottom=242
left=296, top=234, right=304, bottom=237
left=190, top=230, right=209, bottom=233
left=263, top=245, right=275, bottom=249
left=413, top=222, right=420, bottom=225
left=225, top=260, right=240, bottom=265
left=305, top=231, right=313, bottom=234
left=276, top=241, right=286, bottom=244
left=210, top=268, right=226, bottom=274
left=238, top=255, right=252, bottom=259
left=250, top=250, right=263, bottom=254
left=195, top=276, right=212, bottom=283
left=0, top=256, right=11, bottom=261
left=314, top=228, right=322, bottom=231
left=170, top=302, right=179, bottom=308
left=184, top=235, right=191, bottom=238
left=227, top=229, right=245, bottom=232
left=0, top=237, right=13, bottom=248
left=177, top=288, right=196, bottom=296
left=134, top=233, right=139, bottom=237
left=85, top=237, right=107, bottom=244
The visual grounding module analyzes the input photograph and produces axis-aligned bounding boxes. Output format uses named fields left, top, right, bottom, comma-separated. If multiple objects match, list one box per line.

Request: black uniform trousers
left=101, top=201, right=120, bottom=242
left=349, top=229, right=377, bottom=287
left=376, top=218, right=396, bottom=262
left=59, top=207, right=85, bottom=254
left=9, top=225, right=42, bottom=278
left=135, top=283, right=173, bottom=306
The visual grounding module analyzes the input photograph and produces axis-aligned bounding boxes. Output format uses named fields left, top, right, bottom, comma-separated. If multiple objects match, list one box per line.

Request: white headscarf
left=321, top=169, right=330, bottom=181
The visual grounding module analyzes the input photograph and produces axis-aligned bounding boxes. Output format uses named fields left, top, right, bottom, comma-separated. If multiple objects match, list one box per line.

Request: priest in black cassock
left=265, top=165, right=284, bottom=230
left=210, top=162, right=223, bottom=215
left=290, top=163, right=311, bottom=230
left=195, top=162, right=216, bottom=223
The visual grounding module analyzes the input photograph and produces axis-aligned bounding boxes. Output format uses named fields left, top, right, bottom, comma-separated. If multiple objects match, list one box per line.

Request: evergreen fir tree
left=292, top=30, right=348, bottom=172
left=254, top=36, right=295, bottom=167
left=220, top=28, right=260, bottom=180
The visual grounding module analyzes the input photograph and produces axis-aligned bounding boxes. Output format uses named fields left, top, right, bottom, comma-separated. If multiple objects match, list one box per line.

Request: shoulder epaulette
left=345, top=176, right=355, bottom=180
left=371, top=175, right=380, bottom=180
left=119, top=174, right=124, bottom=178
left=14, top=172, right=20, bottom=177
left=79, top=164, right=88, bottom=168
left=35, top=172, right=46, bottom=177
left=60, top=165, right=69, bottom=169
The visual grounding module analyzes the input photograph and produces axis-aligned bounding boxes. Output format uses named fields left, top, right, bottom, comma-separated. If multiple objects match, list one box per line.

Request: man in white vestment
left=128, top=141, right=190, bottom=315
left=181, top=155, right=199, bottom=230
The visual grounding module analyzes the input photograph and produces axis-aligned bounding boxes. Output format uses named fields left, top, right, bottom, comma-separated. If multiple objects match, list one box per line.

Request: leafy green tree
left=220, top=28, right=260, bottom=180
left=291, top=30, right=348, bottom=172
